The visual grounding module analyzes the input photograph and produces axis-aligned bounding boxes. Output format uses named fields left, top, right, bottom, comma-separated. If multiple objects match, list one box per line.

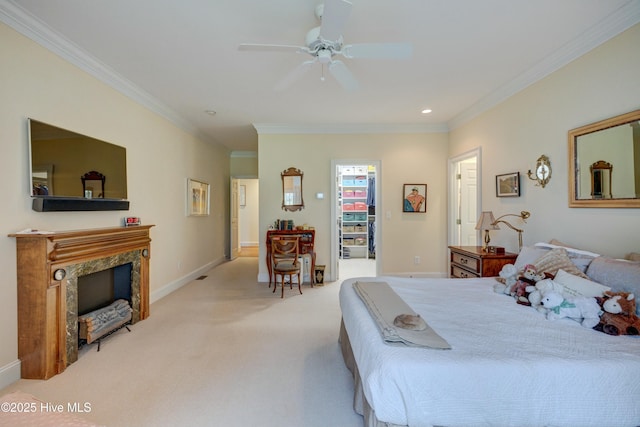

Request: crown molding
left=253, top=123, right=449, bottom=135
left=3, top=0, right=639, bottom=139
left=230, top=151, right=258, bottom=158
left=0, top=0, right=198, bottom=136
left=448, top=0, right=640, bottom=130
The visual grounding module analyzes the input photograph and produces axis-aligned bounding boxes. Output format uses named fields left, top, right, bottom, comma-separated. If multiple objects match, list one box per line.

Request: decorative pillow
left=553, top=269, right=610, bottom=297
left=514, top=246, right=549, bottom=272
left=533, top=248, right=590, bottom=279
left=586, top=257, right=640, bottom=315
left=626, top=252, right=640, bottom=262
left=549, top=238, right=573, bottom=247
left=534, top=242, right=599, bottom=272
left=535, top=242, right=600, bottom=258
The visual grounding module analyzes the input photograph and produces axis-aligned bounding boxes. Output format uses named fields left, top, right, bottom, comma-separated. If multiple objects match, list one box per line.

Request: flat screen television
left=28, top=118, right=129, bottom=211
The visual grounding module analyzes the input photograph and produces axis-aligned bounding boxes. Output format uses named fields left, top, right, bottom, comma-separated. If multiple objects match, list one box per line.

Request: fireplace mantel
left=9, top=225, right=154, bottom=379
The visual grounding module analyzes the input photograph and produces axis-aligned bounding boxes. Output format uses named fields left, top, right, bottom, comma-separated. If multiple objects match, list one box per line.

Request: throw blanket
left=352, top=281, right=451, bottom=349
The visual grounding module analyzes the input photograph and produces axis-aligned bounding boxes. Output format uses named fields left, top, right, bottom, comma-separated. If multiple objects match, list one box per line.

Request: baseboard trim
left=0, top=359, right=21, bottom=389
left=150, top=256, right=227, bottom=304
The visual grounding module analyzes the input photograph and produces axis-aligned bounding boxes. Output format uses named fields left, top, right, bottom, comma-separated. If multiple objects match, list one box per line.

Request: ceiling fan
left=239, top=0, right=412, bottom=91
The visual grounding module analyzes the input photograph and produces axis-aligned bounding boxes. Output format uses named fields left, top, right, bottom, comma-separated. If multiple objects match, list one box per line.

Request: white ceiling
left=2, top=0, right=640, bottom=152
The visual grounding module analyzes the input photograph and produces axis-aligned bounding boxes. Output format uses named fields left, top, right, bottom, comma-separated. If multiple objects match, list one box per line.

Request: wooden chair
left=270, top=236, right=302, bottom=298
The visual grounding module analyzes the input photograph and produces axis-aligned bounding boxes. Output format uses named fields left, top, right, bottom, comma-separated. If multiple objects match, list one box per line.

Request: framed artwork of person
left=403, top=184, right=427, bottom=213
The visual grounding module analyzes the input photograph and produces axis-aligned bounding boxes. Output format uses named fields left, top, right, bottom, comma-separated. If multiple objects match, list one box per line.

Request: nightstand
left=448, top=246, right=518, bottom=278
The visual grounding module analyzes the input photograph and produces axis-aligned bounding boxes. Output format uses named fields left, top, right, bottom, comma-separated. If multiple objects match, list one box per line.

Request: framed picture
left=403, top=184, right=427, bottom=213
left=187, top=178, right=210, bottom=216
left=496, top=172, right=520, bottom=197
left=239, top=185, right=246, bottom=207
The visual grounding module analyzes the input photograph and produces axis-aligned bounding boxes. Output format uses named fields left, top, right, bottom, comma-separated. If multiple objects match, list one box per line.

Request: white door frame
left=229, top=177, right=240, bottom=260
left=447, top=148, right=482, bottom=246
left=330, top=159, right=381, bottom=282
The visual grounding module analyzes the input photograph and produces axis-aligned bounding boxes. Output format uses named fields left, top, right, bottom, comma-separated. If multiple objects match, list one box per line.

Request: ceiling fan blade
left=341, top=43, right=413, bottom=59
left=238, top=43, right=308, bottom=53
left=319, top=0, right=353, bottom=42
left=274, top=59, right=317, bottom=91
left=328, top=60, right=358, bottom=91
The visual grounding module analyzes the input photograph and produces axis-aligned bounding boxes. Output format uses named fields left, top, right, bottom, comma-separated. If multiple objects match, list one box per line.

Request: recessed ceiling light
left=205, top=110, right=217, bottom=116
left=421, top=109, right=432, bottom=114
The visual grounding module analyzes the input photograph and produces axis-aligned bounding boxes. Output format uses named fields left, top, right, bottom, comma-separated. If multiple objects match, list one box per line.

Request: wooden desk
left=266, top=230, right=315, bottom=285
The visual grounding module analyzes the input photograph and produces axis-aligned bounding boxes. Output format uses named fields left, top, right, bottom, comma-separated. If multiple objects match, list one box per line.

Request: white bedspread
left=339, top=276, right=640, bottom=427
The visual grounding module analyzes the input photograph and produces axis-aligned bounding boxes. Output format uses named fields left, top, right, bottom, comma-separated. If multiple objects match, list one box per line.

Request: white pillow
left=534, top=242, right=600, bottom=258
left=534, top=242, right=599, bottom=273
left=514, top=246, right=549, bottom=272
left=553, top=269, right=610, bottom=297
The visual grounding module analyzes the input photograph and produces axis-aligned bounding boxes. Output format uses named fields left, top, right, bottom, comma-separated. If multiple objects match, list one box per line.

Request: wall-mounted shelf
left=32, top=197, right=130, bottom=212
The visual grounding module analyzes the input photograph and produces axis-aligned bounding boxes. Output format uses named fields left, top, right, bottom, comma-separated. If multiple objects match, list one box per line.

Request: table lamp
left=475, top=211, right=499, bottom=251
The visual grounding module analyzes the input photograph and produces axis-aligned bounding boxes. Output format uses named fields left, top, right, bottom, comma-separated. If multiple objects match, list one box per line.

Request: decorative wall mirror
left=590, top=160, right=612, bottom=199
left=569, top=109, right=640, bottom=208
left=281, top=167, right=304, bottom=211
left=81, top=170, right=105, bottom=198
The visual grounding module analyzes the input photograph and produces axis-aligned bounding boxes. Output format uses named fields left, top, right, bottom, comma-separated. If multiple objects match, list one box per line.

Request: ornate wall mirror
left=281, top=167, right=304, bottom=211
left=81, top=170, right=106, bottom=198
left=568, top=109, right=640, bottom=208
left=590, top=160, right=612, bottom=199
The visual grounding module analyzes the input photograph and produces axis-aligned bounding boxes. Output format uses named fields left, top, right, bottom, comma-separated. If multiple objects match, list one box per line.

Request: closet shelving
left=339, top=165, right=373, bottom=259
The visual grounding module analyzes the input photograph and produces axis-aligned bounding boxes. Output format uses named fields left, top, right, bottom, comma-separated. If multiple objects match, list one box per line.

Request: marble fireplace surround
left=10, top=225, right=153, bottom=379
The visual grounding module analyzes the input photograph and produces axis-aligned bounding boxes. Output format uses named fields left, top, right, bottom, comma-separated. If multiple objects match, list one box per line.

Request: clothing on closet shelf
left=368, top=221, right=375, bottom=255
left=367, top=177, right=375, bottom=207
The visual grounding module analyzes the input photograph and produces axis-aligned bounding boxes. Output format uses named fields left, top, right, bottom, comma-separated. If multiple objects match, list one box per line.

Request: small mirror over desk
left=281, top=167, right=304, bottom=212
left=568, top=109, right=640, bottom=208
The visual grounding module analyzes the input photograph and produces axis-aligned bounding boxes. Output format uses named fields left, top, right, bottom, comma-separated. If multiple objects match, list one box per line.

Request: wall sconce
left=491, top=211, right=531, bottom=252
left=527, top=154, right=551, bottom=188
left=475, top=211, right=499, bottom=251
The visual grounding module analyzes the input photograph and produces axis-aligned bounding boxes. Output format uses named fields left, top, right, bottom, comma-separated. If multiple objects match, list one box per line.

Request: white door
left=449, top=149, right=481, bottom=247
left=229, top=178, right=239, bottom=260
left=459, top=160, right=478, bottom=245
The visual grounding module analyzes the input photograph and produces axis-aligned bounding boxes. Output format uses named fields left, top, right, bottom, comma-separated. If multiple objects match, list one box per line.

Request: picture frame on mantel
left=187, top=178, right=210, bottom=216
left=496, top=172, right=520, bottom=197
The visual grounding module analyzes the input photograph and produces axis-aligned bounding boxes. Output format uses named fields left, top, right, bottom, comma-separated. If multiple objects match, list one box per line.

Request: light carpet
left=0, top=257, right=374, bottom=427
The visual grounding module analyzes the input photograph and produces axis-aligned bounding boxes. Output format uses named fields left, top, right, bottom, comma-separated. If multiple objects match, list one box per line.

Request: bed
left=339, top=245, right=640, bottom=427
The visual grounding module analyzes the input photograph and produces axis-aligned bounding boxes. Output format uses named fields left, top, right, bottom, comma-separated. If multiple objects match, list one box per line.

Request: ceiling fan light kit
left=239, top=0, right=412, bottom=91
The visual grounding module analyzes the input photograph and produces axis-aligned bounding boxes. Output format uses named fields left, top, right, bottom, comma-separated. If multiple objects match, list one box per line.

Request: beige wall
left=258, top=133, right=449, bottom=281
left=449, top=23, right=640, bottom=257
left=0, top=23, right=230, bottom=386
left=230, top=152, right=258, bottom=177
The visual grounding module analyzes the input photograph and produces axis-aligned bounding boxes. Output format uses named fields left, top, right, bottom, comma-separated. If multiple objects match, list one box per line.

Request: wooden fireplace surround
left=9, top=225, right=153, bottom=379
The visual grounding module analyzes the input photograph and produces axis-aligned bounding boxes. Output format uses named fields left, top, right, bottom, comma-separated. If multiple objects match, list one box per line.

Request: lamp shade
left=475, top=211, right=500, bottom=231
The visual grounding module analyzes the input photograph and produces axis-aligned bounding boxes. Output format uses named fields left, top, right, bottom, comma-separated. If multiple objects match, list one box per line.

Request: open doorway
left=448, top=149, right=481, bottom=247
left=230, top=177, right=259, bottom=259
left=331, top=160, right=380, bottom=281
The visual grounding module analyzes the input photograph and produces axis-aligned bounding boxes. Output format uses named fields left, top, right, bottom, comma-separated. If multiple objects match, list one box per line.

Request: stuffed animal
left=526, top=278, right=565, bottom=313
left=493, top=264, right=518, bottom=294
left=521, top=264, right=546, bottom=285
left=541, top=291, right=602, bottom=328
left=596, top=291, right=640, bottom=336
left=509, top=265, right=551, bottom=306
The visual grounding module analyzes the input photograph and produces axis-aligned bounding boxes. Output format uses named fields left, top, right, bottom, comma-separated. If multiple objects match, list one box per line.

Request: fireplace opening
left=77, top=263, right=133, bottom=347
left=77, top=263, right=132, bottom=315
